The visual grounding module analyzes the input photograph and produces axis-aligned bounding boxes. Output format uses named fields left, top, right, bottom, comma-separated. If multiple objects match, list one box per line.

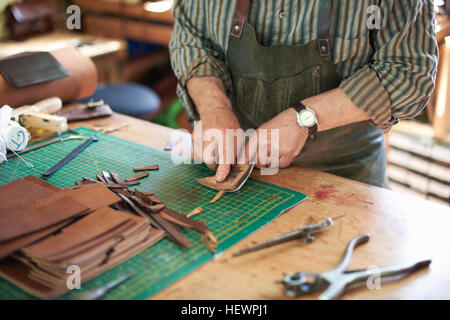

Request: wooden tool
left=197, top=164, right=255, bottom=192
left=12, top=97, right=67, bottom=134
left=11, top=97, right=63, bottom=121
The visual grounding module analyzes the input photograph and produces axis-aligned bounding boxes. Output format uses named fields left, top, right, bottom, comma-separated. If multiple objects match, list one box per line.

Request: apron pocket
left=234, top=65, right=321, bottom=127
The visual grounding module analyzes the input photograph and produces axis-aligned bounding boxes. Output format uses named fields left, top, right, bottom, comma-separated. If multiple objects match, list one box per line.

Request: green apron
left=225, top=0, right=388, bottom=188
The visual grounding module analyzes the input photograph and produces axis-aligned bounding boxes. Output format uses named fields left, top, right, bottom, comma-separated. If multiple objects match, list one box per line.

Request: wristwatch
left=292, top=102, right=318, bottom=139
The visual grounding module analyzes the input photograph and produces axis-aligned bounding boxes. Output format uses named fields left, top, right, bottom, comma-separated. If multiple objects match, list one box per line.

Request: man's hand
left=244, top=108, right=308, bottom=169
left=188, top=76, right=243, bottom=182
left=192, top=105, right=243, bottom=181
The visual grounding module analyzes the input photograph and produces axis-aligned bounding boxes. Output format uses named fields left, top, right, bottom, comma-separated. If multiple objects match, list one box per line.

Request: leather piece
left=0, top=190, right=90, bottom=242
left=9, top=0, right=54, bottom=23
left=66, top=182, right=121, bottom=210
left=162, top=208, right=208, bottom=233
left=24, top=175, right=60, bottom=192
left=0, top=52, right=69, bottom=88
left=0, top=226, right=164, bottom=299
left=7, top=0, right=55, bottom=40
left=22, top=207, right=132, bottom=259
left=197, top=164, right=253, bottom=192
left=0, top=222, right=165, bottom=299
left=0, top=177, right=56, bottom=213
left=0, top=220, right=71, bottom=260
left=1, top=48, right=97, bottom=107
left=58, top=104, right=113, bottom=122
left=230, top=0, right=251, bottom=38
left=125, top=172, right=149, bottom=182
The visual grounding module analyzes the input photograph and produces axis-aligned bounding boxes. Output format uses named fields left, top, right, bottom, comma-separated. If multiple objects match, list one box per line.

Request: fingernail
left=216, top=172, right=225, bottom=182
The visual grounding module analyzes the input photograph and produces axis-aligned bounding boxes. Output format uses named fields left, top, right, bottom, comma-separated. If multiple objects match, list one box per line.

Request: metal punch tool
left=281, top=234, right=431, bottom=300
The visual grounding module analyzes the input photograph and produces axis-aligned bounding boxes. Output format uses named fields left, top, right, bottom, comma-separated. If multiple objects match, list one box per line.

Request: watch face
left=299, top=110, right=316, bottom=127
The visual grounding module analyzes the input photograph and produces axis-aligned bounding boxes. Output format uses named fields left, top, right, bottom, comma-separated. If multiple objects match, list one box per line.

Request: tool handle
left=330, top=234, right=370, bottom=275
left=33, top=97, right=63, bottom=114
left=42, top=136, right=97, bottom=176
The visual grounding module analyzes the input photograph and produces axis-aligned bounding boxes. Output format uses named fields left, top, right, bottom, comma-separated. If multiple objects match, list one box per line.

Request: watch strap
left=292, top=102, right=318, bottom=138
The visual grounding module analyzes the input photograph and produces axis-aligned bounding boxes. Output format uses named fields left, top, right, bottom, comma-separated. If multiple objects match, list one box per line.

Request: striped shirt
left=169, top=0, right=438, bottom=132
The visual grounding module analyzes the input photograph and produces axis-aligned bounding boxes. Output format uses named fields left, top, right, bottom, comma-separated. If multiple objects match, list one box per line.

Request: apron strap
left=230, top=0, right=251, bottom=38
left=317, top=0, right=332, bottom=56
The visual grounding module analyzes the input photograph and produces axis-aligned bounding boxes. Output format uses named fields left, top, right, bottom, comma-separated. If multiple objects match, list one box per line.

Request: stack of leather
left=0, top=175, right=165, bottom=299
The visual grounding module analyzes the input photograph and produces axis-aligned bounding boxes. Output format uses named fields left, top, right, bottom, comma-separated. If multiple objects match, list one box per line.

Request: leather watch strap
left=293, top=102, right=318, bottom=138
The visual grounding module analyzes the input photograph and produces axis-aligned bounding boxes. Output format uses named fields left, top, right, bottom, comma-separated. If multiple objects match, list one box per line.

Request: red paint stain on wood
left=315, top=184, right=338, bottom=200
left=315, top=185, right=374, bottom=209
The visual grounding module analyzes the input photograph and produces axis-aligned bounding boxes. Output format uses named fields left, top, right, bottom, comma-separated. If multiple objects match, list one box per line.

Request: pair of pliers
left=281, top=234, right=431, bottom=300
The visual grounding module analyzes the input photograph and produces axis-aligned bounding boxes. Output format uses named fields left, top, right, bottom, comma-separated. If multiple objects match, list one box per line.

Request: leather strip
left=42, top=136, right=98, bottom=177
left=230, top=0, right=251, bottom=38
left=317, top=0, right=332, bottom=56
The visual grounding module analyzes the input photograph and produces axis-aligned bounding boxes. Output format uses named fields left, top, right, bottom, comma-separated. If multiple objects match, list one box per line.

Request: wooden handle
left=33, top=97, right=63, bottom=114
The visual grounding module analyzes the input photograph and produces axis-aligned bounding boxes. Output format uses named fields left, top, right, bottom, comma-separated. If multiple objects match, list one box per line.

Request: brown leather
left=0, top=190, right=90, bottom=242
left=58, top=104, right=113, bottom=122
left=0, top=226, right=164, bottom=299
left=24, top=175, right=60, bottom=192
left=0, top=178, right=56, bottom=213
left=230, top=0, right=251, bottom=38
left=0, top=221, right=71, bottom=260
left=125, top=172, right=149, bottom=182
left=67, top=183, right=121, bottom=210
left=7, top=0, right=55, bottom=40
left=22, top=207, right=133, bottom=259
left=162, top=208, right=208, bottom=233
left=0, top=48, right=98, bottom=107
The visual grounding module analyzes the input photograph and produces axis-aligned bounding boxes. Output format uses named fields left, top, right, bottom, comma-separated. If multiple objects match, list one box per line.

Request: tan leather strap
left=230, top=0, right=251, bottom=38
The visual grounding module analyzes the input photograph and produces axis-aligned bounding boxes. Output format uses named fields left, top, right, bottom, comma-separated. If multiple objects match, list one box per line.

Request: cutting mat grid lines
left=0, top=128, right=307, bottom=300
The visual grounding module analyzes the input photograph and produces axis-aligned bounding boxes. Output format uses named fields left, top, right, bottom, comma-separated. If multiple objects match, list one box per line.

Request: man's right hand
left=187, top=76, right=243, bottom=182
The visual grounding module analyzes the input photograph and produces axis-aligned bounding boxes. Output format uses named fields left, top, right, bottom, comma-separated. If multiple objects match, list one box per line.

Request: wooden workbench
left=70, top=113, right=450, bottom=300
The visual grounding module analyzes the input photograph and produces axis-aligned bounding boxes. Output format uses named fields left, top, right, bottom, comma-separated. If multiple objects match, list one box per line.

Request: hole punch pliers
left=281, top=234, right=431, bottom=300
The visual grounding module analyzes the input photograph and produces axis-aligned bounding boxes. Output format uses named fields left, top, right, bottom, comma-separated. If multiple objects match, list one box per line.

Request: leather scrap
left=125, top=172, right=149, bottom=182
left=0, top=178, right=57, bottom=213
left=67, top=182, right=121, bottom=210
left=0, top=191, right=90, bottom=242
left=22, top=207, right=133, bottom=259
left=0, top=220, right=72, bottom=260
left=133, top=165, right=159, bottom=171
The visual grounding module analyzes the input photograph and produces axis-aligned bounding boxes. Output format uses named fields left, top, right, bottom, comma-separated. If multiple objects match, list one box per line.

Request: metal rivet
left=321, top=45, right=326, bottom=51
left=279, top=11, right=286, bottom=19
left=234, top=25, right=240, bottom=31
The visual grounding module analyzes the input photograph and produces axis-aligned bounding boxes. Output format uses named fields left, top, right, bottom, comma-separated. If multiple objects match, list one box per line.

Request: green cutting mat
left=0, top=127, right=307, bottom=300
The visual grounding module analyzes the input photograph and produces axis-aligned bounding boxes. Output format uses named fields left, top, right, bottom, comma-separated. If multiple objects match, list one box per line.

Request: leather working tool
left=72, top=271, right=138, bottom=300
left=42, top=136, right=98, bottom=176
left=6, top=135, right=85, bottom=159
left=233, top=217, right=341, bottom=257
left=281, top=234, right=432, bottom=300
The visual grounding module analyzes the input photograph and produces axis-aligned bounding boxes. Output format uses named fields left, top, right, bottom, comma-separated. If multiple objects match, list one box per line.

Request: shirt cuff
left=177, top=56, right=232, bottom=122
left=339, top=65, right=397, bottom=132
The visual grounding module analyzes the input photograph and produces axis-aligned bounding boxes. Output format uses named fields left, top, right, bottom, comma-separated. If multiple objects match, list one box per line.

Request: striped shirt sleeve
left=169, top=0, right=232, bottom=121
left=339, top=0, right=438, bottom=132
